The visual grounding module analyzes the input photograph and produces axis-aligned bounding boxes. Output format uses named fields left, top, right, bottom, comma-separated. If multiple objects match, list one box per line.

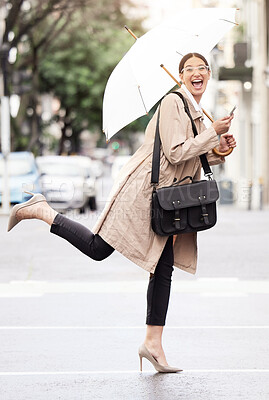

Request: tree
left=38, top=1, right=145, bottom=154
left=1, top=0, right=145, bottom=153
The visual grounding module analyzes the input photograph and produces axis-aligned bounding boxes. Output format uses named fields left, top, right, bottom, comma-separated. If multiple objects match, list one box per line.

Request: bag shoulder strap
left=151, top=92, right=213, bottom=185
left=151, top=105, right=162, bottom=185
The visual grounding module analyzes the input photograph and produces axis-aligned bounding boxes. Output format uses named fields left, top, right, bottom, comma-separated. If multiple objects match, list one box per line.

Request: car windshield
left=39, top=163, right=82, bottom=177
left=0, top=159, right=33, bottom=176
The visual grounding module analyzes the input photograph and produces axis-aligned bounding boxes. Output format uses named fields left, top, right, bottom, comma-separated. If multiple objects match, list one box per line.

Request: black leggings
left=50, top=213, right=174, bottom=326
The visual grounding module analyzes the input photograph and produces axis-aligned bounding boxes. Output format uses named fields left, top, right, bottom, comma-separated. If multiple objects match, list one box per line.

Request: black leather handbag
left=151, top=92, right=219, bottom=236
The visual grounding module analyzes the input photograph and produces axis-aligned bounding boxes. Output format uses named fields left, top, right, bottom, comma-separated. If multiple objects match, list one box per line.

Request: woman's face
left=179, top=56, right=211, bottom=103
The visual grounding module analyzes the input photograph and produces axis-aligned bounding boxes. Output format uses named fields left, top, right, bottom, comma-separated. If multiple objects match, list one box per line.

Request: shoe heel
left=139, top=355, right=143, bottom=372
left=7, top=192, right=46, bottom=232
left=23, top=190, right=35, bottom=196
left=138, top=343, right=182, bottom=373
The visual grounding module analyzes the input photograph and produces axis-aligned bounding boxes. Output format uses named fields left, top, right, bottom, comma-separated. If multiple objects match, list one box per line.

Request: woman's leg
left=144, top=236, right=174, bottom=366
left=50, top=213, right=114, bottom=261
left=16, top=200, right=114, bottom=261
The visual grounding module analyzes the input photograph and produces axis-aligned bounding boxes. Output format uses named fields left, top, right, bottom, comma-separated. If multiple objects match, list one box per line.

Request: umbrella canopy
left=103, top=8, right=238, bottom=140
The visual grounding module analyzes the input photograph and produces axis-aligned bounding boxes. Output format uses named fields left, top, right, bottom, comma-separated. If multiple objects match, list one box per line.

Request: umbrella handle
left=202, top=108, right=233, bottom=156
left=212, top=147, right=233, bottom=156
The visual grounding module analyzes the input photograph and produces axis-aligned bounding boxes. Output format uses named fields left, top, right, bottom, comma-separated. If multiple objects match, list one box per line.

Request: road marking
left=0, top=369, right=269, bottom=376
left=197, top=278, right=239, bottom=281
left=200, top=293, right=248, bottom=297
left=0, top=279, right=269, bottom=296
left=0, top=326, right=269, bottom=330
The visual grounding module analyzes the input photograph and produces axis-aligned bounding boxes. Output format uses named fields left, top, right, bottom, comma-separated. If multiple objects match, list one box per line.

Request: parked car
left=89, top=159, right=103, bottom=179
left=0, top=152, right=41, bottom=205
left=111, top=155, right=132, bottom=181
left=70, top=155, right=98, bottom=210
left=36, top=155, right=88, bottom=212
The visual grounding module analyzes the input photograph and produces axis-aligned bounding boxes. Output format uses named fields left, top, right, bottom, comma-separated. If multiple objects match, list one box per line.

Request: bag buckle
left=172, top=201, right=181, bottom=230
left=204, top=172, right=213, bottom=181
left=198, top=195, right=209, bottom=225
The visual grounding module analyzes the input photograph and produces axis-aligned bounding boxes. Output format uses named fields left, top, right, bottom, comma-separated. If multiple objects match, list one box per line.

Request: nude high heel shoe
left=7, top=191, right=46, bottom=232
left=138, top=344, right=182, bottom=373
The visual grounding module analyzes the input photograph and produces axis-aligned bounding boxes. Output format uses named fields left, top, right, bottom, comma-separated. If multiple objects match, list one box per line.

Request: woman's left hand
left=218, top=133, right=237, bottom=153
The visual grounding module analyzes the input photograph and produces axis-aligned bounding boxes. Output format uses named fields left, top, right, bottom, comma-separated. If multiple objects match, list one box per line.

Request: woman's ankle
left=43, top=209, right=58, bottom=226
left=145, top=325, right=164, bottom=342
left=144, top=339, right=162, bottom=351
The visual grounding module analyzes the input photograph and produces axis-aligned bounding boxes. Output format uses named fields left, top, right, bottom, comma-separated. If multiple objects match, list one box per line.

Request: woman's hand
left=212, top=115, right=234, bottom=136
left=218, top=133, right=237, bottom=153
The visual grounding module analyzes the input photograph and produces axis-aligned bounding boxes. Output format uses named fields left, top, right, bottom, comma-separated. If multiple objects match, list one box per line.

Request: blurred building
left=197, top=0, right=269, bottom=209
left=217, top=0, right=269, bottom=209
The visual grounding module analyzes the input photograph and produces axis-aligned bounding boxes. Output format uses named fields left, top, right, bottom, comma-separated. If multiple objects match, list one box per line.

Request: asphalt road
left=0, top=188, right=269, bottom=399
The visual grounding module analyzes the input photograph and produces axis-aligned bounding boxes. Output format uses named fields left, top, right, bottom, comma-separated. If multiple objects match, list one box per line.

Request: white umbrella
left=103, top=8, right=238, bottom=140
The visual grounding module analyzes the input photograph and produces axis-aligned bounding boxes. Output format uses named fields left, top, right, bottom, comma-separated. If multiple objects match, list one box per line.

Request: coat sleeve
left=159, top=94, right=220, bottom=165
left=206, top=149, right=225, bottom=165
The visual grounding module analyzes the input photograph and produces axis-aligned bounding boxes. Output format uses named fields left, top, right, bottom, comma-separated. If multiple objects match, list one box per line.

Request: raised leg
left=14, top=197, right=114, bottom=261
left=50, top=213, right=114, bottom=261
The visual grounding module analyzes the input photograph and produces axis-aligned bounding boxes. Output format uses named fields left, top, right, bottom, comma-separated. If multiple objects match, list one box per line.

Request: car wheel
left=88, top=196, right=97, bottom=211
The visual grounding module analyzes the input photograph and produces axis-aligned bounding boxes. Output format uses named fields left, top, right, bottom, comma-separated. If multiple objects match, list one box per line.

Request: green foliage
left=38, top=2, right=145, bottom=141
left=6, top=0, right=145, bottom=152
left=40, top=24, right=129, bottom=126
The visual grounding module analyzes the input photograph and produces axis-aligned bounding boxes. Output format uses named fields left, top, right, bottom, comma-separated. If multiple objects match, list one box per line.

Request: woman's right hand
left=212, top=115, right=234, bottom=136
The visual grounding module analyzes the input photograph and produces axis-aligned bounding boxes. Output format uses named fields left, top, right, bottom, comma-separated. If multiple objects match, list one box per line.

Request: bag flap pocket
left=160, top=209, right=188, bottom=233
left=155, top=180, right=219, bottom=210
left=188, top=203, right=217, bottom=228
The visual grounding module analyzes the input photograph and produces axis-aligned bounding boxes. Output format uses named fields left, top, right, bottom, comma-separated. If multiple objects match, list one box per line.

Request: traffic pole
left=0, top=41, right=11, bottom=214
left=1, top=95, right=10, bottom=214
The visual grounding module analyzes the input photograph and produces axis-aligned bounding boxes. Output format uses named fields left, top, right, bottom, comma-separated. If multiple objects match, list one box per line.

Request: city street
left=1, top=1, right=269, bottom=399
left=0, top=192, right=269, bottom=399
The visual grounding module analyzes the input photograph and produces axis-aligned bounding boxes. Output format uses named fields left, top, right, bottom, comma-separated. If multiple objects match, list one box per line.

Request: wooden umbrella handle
left=202, top=108, right=233, bottom=156
left=212, top=147, right=233, bottom=156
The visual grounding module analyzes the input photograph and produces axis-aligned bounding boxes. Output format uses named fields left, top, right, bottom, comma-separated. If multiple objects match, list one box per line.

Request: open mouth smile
left=191, top=79, right=203, bottom=89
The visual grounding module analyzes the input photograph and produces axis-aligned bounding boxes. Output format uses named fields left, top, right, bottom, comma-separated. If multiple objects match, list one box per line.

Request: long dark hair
left=179, top=53, right=210, bottom=74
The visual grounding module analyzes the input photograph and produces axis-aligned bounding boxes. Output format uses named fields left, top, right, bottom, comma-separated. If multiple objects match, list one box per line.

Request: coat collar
left=181, top=84, right=203, bottom=112
left=173, top=87, right=204, bottom=121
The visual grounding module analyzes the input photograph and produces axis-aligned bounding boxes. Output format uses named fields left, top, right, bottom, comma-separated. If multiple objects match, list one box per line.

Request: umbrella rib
left=219, top=18, right=239, bottom=26
left=137, top=86, right=148, bottom=114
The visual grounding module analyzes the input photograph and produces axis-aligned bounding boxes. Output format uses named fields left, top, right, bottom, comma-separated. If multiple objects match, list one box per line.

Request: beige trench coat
left=93, top=88, right=224, bottom=274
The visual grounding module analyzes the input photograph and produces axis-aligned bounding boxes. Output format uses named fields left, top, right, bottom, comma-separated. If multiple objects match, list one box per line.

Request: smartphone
left=229, top=106, right=236, bottom=116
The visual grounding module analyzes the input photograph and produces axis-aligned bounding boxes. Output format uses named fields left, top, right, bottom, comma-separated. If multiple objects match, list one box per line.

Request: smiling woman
left=179, top=52, right=211, bottom=103
left=178, top=52, right=236, bottom=155
left=7, top=51, right=236, bottom=375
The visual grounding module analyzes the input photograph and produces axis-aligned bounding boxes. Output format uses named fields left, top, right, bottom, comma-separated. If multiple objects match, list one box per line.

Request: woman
left=7, top=53, right=236, bottom=373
